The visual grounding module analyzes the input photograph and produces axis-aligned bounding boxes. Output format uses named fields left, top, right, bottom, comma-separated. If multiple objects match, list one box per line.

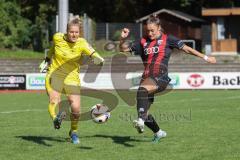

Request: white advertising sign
left=26, top=72, right=240, bottom=90
left=26, top=73, right=46, bottom=90
left=176, top=72, right=240, bottom=89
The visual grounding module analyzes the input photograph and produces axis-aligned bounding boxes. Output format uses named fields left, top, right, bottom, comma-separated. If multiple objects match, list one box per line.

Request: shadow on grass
left=79, top=146, right=93, bottom=150
left=83, top=134, right=146, bottom=147
left=16, top=134, right=147, bottom=148
left=16, top=136, right=66, bottom=147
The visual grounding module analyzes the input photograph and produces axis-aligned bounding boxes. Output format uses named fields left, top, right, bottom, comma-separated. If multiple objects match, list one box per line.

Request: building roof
left=202, top=8, right=240, bottom=16
left=136, top=8, right=205, bottom=23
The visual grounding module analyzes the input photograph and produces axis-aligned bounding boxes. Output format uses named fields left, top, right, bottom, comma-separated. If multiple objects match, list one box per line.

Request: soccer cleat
left=69, top=130, right=80, bottom=144
left=133, top=118, right=145, bottom=134
left=53, top=111, right=66, bottom=129
left=152, top=129, right=167, bottom=143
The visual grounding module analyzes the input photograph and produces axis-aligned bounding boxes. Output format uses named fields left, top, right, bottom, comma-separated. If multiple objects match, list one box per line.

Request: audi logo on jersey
left=144, top=46, right=160, bottom=55
left=187, top=74, right=205, bottom=87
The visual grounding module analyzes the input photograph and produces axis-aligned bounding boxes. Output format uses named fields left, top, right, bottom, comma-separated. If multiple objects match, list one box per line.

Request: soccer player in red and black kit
left=119, top=15, right=216, bottom=143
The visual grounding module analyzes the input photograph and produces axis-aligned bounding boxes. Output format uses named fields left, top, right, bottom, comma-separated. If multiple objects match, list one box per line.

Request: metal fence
left=95, top=23, right=142, bottom=41
left=82, top=14, right=95, bottom=44
left=78, top=14, right=200, bottom=49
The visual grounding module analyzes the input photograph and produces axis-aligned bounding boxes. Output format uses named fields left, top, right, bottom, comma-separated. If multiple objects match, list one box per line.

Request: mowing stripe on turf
left=1, top=95, right=240, bottom=114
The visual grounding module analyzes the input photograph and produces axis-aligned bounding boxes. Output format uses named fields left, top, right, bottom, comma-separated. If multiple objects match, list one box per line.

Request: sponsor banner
left=169, top=74, right=180, bottom=88
left=26, top=73, right=46, bottom=90
left=124, top=72, right=240, bottom=89
left=25, top=72, right=240, bottom=90
left=128, top=73, right=181, bottom=89
left=0, top=74, right=26, bottom=90
left=177, top=72, right=240, bottom=89
left=26, top=73, right=115, bottom=90
left=127, top=72, right=141, bottom=90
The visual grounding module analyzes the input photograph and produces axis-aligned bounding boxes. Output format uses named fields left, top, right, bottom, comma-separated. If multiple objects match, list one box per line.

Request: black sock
left=144, top=114, right=160, bottom=133
left=148, top=93, right=154, bottom=104
left=137, top=87, right=149, bottom=120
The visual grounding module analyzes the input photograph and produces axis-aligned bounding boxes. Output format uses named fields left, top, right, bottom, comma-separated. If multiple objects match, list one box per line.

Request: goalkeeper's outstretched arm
left=90, top=52, right=104, bottom=66
left=80, top=39, right=104, bottom=66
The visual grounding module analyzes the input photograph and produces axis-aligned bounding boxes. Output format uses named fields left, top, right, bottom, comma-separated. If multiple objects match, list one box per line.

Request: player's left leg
left=67, top=94, right=81, bottom=144
left=145, top=113, right=167, bottom=143
left=142, top=94, right=166, bottom=142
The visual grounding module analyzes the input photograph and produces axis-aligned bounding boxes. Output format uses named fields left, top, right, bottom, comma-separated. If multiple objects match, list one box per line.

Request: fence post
left=56, top=15, right=58, bottom=32
left=88, top=18, right=92, bottom=43
left=58, top=0, right=69, bottom=33
left=106, top=23, right=109, bottom=41
left=140, top=23, right=143, bottom=38
left=83, top=13, right=88, bottom=41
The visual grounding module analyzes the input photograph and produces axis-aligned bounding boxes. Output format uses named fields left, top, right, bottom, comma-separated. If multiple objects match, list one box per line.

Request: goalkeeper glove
left=39, top=58, right=49, bottom=73
left=91, top=52, right=104, bottom=66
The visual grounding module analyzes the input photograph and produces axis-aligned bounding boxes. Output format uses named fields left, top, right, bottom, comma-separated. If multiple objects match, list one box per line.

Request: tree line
left=0, top=0, right=239, bottom=51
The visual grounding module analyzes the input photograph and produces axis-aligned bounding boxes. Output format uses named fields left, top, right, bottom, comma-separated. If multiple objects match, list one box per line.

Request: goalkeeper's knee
left=70, top=112, right=80, bottom=121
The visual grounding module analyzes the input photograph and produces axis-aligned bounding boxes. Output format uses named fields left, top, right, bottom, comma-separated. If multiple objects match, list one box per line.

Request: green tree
left=70, top=0, right=240, bottom=22
left=0, top=0, right=31, bottom=49
left=20, top=0, right=56, bottom=51
left=2, top=0, right=240, bottom=51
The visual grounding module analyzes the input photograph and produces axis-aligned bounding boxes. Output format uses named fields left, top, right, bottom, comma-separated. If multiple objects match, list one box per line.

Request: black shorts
left=151, top=75, right=171, bottom=93
left=142, top=75, right=171, bottom=104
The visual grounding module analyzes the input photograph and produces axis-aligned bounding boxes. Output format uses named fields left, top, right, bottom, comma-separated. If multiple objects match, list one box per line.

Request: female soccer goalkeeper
left=119, top=15, right=216, bottom=143
left=39, top=17, right=104, bottom=144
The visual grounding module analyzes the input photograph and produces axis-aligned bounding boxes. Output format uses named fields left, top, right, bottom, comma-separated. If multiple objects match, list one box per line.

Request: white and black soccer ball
left=91, top=104, right=110, bottom=123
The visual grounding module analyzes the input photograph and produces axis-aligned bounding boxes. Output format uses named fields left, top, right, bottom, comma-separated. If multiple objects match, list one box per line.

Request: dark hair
left=146, top=14, right=161, bottom=26
left=146, top=14, right=164, bottom=33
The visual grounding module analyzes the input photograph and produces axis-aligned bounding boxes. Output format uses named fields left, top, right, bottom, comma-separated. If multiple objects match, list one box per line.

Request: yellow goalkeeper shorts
left=45, top=73, right=81, bottom=95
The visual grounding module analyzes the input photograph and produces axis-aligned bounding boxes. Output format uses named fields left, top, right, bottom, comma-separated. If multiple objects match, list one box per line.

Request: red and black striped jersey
left=130, top=34, right=185, bottom=78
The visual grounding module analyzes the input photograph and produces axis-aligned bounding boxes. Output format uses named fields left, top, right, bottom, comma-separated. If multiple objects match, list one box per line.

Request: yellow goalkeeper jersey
left=47, top=32, right=95, bottom=82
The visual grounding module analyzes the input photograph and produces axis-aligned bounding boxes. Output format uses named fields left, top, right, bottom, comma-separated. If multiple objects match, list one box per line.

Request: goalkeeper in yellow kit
left=39, top=17, right=104, bottom=144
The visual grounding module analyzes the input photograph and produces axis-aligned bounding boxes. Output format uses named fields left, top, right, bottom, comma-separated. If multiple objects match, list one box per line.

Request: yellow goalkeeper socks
left=70, top=113, right=79, bottom=132
left=71, top=120, right=78, bottom=133
left=48, top=102, right=57, bottom=120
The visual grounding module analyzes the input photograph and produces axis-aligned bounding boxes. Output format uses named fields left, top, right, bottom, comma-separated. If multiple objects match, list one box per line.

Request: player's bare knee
left=50, top=97, right=60, bottom=105
left=71, top=112, right=80, bottom=120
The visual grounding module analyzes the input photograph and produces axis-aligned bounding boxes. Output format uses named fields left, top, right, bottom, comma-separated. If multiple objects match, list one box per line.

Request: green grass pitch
left=0, top=90, right=240, bottom=160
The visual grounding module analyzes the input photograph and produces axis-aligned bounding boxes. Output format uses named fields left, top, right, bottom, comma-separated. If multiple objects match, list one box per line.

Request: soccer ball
left=91, top=104, right=110, bottom=123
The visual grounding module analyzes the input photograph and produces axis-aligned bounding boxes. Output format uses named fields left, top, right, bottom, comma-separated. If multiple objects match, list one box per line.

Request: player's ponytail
left=146, top=14, right=165, bottom=33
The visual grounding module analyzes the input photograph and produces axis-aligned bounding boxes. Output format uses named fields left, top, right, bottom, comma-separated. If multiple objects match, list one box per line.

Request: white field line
left=0, top=109, right=45, bottom=114
left=118, top=95, right=240, bottom=107
left=0, top=95, right=240, bottom=114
